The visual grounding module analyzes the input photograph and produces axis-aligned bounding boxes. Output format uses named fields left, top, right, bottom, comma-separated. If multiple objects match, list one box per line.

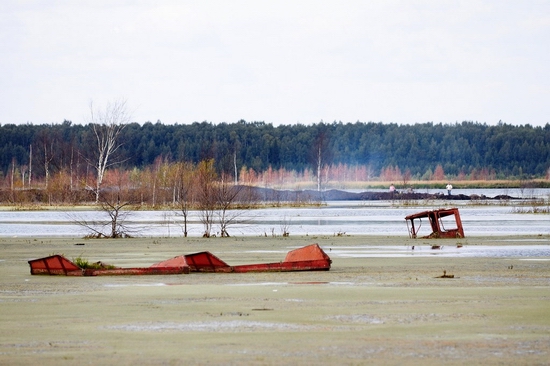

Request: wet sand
left=1, top=235, right=549, bottom=365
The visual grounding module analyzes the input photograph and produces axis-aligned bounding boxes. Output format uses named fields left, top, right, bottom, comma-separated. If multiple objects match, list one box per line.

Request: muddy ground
left=1, top=234, right=549, bottom=365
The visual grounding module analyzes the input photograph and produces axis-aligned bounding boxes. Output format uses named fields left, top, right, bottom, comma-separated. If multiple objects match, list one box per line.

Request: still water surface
left=1, top=200, right=548, bottom=238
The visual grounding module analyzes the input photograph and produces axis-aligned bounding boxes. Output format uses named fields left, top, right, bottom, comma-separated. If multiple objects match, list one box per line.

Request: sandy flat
left=1, top=234, right=549, bottom=365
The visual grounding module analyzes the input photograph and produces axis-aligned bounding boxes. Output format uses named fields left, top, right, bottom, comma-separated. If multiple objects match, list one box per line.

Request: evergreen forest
left=1, top=120, right=550, bottom=188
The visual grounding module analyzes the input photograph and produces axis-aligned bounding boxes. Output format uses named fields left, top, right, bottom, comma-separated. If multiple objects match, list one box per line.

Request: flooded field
left=329, top=243, right=550, bottom=258
left=1, top=198, right=549, bottom=238
left=1, top=192, right=549, bottom=364
left=1, top=235, right=549, bottom=365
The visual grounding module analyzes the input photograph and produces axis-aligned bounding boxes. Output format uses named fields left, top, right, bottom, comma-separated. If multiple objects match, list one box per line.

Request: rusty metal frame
left=405, top=208, right=465, bottom=239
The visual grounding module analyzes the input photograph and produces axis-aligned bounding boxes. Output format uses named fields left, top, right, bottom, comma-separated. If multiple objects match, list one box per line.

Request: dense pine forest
left=1, top=120, right=550, bottom=189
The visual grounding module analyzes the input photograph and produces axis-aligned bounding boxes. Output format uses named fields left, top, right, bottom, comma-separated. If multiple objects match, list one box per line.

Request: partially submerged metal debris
left=405, top=208, right=465, bottom=239
left=436, top=270, right=455, bottom=278
left=28, top=244, right=332, bottom=276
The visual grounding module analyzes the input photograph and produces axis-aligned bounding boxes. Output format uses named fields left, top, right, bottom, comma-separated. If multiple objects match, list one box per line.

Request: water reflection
left=0, top=199, right=549, bottom=237
left=329, top=244, right=550, bottom=258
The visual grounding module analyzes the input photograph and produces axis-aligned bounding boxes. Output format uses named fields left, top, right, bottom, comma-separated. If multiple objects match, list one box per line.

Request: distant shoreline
left=0, top=187, right=545, bottom=211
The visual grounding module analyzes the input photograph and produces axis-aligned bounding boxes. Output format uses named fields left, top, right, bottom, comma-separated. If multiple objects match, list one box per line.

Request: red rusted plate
left=233, top=259, right=331, bottom=273
left=183, top=251, right=232, bottom=272
left=28, top=255, right=83, bottom=276
left=150, top=255, right=188, bottom=268
left=233, top=244, right=332, bottom=272
left=284, top=244, right=332, bottom=263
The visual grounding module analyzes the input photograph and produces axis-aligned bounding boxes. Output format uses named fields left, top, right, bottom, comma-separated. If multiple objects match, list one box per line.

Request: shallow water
left=328, top=244, right=550, bottom=258
left=0, top=199, right=549, bottom=238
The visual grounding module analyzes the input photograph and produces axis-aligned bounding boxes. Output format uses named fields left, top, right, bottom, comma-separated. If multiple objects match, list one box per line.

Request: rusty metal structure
left=28, top=244, right=332, bottom=276
left=405, top=208, right=465, bottom=239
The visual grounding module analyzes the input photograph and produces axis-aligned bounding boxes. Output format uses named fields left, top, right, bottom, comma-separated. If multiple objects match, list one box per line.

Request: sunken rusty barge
left=28, top=244, right=332, bottom=276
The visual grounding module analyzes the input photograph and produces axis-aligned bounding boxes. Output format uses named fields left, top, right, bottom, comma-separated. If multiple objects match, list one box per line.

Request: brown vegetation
left=2, top=160, right=549, bottom=207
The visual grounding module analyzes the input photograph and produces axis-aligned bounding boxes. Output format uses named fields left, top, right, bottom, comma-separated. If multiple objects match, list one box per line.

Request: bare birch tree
left=35, top=129, right=56, bottom=190
left=311, top=126, right=332, bottom=191
left=28, top=144, right=32, bottom=187
left=86, top=99, right=130, bottom=203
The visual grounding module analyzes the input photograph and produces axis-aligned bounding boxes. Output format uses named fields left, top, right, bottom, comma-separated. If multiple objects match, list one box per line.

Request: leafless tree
left=19, top=165, right=28, bottom=189
left=99, top=191, right=133, bottom=238
left=10, top=158, right=16, bottom=192
left=72, top=192, right=134, bottom=238
left=215, top=173, right=245, bottom=237
left=174, top=161, right=196, bottom=237
left=35, top=129, right=56, bottom=190
left=196, top=159, right=217, bottom=237
left=311, top=125, right=332, bottom=191
left=28, top=144, right=32, bottom=187
left=280, top=215, right=291, bottom=237
left=86, top=99, right=130, bottom=203
left=72, top=171, right=136, bottom=238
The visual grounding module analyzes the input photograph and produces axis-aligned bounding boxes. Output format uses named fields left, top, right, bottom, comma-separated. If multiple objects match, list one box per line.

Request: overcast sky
left=1, top=1, right=549, bottom=126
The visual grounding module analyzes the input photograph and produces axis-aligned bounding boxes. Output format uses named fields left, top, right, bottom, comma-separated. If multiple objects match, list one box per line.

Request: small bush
left=73, top=256, right=116, bottom=269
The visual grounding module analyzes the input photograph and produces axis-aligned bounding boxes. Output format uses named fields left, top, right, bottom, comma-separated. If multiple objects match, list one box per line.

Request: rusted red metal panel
left=28, top=255, right=83, bottom=276
left=28, top=255, right=188, bottom=276
left=150, top=255, right=188, bottom=269
left=405, top=208, right=457, bottom=221
left=284, top=244, right=331, bottom=263
left=183, top=252, right=232, bottom=272
left=233, top=244, right=332, bottom=273
left=233, top=259, right=331, bottom=273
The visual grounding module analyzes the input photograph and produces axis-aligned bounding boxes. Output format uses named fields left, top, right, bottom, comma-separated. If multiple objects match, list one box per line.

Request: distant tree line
left=2, top=120, right=550, bottom=190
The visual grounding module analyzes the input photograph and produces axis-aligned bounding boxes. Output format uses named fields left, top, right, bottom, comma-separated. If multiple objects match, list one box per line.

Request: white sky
left=1, top=0, right=549, bottom=126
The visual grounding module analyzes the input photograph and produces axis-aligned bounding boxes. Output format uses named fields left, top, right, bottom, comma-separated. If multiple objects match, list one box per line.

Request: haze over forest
left=2, top=119, right=549, bottom=185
